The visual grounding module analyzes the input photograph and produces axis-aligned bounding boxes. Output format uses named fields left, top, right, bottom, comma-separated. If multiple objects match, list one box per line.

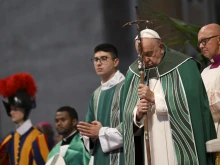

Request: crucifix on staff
left=123, top=6, right=153, bottom=165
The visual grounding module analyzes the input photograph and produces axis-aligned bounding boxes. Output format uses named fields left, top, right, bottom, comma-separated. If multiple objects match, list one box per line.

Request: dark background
left=0, top=0, right=219, bottom=138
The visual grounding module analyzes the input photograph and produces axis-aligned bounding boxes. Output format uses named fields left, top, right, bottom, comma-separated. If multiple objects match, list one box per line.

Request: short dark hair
left=94, top=43, right=118, bottom=58
left=56, top=106, right=78, bottom=120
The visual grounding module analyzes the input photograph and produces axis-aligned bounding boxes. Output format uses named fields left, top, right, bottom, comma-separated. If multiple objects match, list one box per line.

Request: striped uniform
left=0, top=120, right=53, bottom=165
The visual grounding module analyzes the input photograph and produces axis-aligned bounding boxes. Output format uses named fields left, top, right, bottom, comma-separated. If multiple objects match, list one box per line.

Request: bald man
left=199, top=24, right=220, bottom=136
left=199, top=24, right=220, bottom=163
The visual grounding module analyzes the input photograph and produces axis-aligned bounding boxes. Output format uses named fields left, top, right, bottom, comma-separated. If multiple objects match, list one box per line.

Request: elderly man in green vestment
left=77, top=43, right=125, bottom=165
left=122, top=29, right=216, bottom=165
left=46, top=106, right=90, bottom=165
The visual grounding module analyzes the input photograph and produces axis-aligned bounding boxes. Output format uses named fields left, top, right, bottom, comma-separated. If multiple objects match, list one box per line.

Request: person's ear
left=72, top=119, right=77, bottom=127
left=114, top=58, right=119, bottom=68
left=217, top=36, right=220, bottom=45
left=159, top=43, right=165, bottom=54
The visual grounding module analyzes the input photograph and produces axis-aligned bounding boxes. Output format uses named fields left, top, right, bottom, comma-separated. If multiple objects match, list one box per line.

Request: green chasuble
left=85, top=79, right=125, bottom=165
left=122, top=47, right=216, bottom=165
left=47, top=132, right=90, bottom=165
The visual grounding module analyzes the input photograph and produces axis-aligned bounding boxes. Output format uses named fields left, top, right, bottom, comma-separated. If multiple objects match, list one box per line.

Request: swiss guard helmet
left=0, top=73, right=37, bottom=121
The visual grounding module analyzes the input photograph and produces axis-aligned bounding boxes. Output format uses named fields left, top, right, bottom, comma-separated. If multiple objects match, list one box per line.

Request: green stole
left=85, top=80, right=124, bottom=165
left=47, top=132, right=90, bottom=165
left=122, top=47, right=216, bottom=165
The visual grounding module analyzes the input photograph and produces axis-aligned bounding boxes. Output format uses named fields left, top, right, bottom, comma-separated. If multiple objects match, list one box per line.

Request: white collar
left=101, top=70, right=125, bottom=90
left=16, top=119, right=33, bottom=135
left=62, top=130, right=77, bottom=142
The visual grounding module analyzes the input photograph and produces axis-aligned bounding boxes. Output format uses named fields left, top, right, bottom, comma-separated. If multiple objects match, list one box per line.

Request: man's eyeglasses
left=197, top=35, right=219, bottom=47
left=91, top=56, right=115, bottom=64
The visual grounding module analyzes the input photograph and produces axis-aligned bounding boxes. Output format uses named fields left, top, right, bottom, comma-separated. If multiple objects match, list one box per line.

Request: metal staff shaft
left=135, top=6, right=151, bottom=165
left=123, top=6, right=152, bottom=165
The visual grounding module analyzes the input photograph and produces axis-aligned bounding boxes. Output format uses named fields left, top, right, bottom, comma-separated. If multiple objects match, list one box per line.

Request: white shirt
left=202, top=64, right=220, bottom=137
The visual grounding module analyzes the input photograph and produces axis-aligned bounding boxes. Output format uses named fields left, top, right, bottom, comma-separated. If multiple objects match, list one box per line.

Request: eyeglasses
left=197, top=35, right=219, bottom=46
left=91, top=56, right=115, bottom=64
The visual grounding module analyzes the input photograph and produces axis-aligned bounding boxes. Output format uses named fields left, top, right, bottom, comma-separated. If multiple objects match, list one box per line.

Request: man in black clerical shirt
left=46, top=106, right=90, bottom=165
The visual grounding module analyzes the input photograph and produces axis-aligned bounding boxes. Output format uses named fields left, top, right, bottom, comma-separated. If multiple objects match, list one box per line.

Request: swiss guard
left=0, top=72, right=53, bottom=165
